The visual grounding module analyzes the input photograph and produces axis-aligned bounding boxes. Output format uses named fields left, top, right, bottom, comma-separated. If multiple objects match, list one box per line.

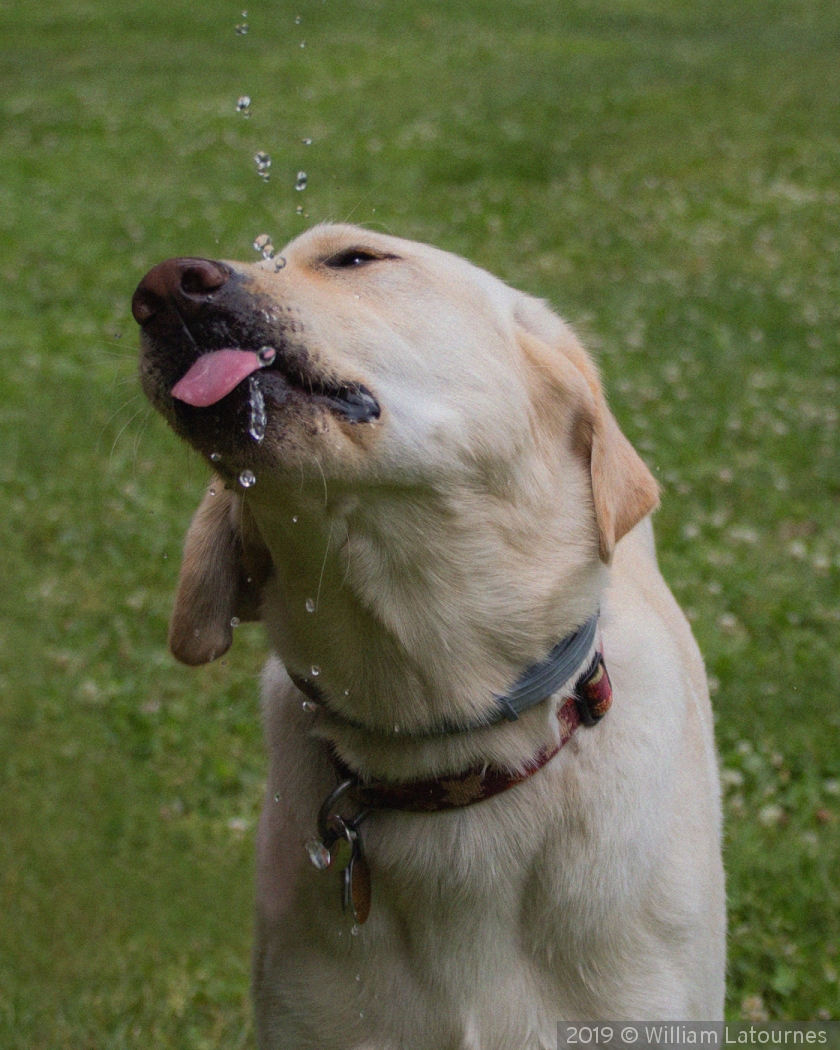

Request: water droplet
left=351, top=924, right=360, bottom=936
left=302, top=137, right=313, bottom=146
left=254, top=151, right=271, bottom=181
left=299, top=40, right=306, bottom=48
left=393, top=724, right=401, bottom=734
left=238, top=469, right=256, bottom=488
left=355, top=974, right=361, bottom=981
left=253, top=232, right=274, bottom=258
left=359, top=1012, right=364, bottom=1019
left=295, top=14, right=302, bottom=23
left=310, top=665, right=320, bottom=677
left=258, top=346, right=276, bottom=366
left=306, top=837, right=331, bottom=870
left=208, top=487, right=216, bottom=496
left=305, top=598, right=316, bottom=613
left=344, top=688, right=350, bottom=696
left=273, top=792, right=280, bottom=802
left=210, top=451, right=222, bottom=462
left=302, top=699, right=318, bottom=713
left=235, top=22, right=249, bottom=34
left=295, top=171, right=308, bottom=191
left=296, top=205, right=304, bottom=214
left=292, top=515, right=298, bottom=523
left=247, top=376, right=267, bottom=442
left=230, top=616, right=241, bottom=628
left=272, top=255, right=287, bottom=271
left=242, top=8, right=248, bottom=15
left=236, top=95, right=251, bottom=117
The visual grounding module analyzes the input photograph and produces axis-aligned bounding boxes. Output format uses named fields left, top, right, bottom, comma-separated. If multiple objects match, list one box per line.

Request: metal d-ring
left=316, top=778, right=369, bottom=844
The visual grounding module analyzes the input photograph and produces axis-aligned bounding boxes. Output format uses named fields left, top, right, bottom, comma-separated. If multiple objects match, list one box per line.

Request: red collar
left=332, top=652, right=612, bottom=813
left=307, top=653, right=613, bottom=925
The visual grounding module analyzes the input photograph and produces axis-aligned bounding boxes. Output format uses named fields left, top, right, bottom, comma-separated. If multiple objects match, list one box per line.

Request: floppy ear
left=514, top=296, right=659, bottom=564
left=168, top=476, right=273, bottom=665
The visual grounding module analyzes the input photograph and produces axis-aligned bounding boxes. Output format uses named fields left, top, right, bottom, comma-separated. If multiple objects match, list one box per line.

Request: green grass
left=1, top=0, right=839, bottom=1042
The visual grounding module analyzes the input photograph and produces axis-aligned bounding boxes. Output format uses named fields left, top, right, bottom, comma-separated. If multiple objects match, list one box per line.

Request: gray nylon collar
left=292, top=612, right=599, bottom=739
left=491, top=611, right=599, bottom=724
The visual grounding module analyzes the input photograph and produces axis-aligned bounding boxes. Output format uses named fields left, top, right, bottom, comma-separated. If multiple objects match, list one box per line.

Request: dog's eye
left=324, top=248, right=389, bottom=269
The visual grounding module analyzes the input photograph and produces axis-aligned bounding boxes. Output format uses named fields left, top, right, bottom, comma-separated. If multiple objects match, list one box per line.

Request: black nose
left=131, top=257, right=231, bottom=325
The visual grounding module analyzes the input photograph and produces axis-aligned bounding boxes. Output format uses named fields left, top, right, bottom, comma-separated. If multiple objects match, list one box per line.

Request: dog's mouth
left=168, top=344, right=380, bottom=423
left=132, top=256, right=381, bottom=457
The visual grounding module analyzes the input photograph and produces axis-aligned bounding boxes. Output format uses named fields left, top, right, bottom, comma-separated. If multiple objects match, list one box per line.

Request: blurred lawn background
left=1, top=0, right=839, bottom=1043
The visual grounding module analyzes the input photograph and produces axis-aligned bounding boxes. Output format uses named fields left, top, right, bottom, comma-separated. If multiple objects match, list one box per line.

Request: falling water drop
left=299, top=40, right=306, bottom=48
left=295, top=171, right=308, bottom=191
left=295, top=14, right=302, bottom=23
left=310, top=665, right=320, bottom=677
left=302, top=137, right=313, bottom=146
left=292, top=515, right=298, bottom=523
left=247, top=376, right=267, bottom=443
left=351, top=924, right=360, bottom=936
left=273, top=792, right=280, bottom=802
left=238, top=469, right=256, bottom=488
left=254, top=152, right=271, bottom=181
left=305, top=598, right=316, bottom=613
left=253, top=232, right=274, bottom=258
left=306, top=837, right=331, bottom=870
left=236, top=95, right=251, bottom=117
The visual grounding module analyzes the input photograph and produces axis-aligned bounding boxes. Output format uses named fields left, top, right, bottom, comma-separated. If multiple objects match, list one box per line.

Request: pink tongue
left=171, top=349, right=262, bottom=407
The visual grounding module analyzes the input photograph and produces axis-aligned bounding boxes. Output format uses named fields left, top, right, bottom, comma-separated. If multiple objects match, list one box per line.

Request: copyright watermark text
left=558, top=1023, right=840, bottom=1050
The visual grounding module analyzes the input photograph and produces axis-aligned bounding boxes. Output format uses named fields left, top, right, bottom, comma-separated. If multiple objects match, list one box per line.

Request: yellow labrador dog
left=133, top=224, right=725, bottom=1048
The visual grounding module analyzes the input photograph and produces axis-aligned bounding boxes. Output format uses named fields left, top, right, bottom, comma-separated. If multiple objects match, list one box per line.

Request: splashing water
left=295, top=171, right=308, bottom=191
left=306, top=837, right=331, bottom=870
left=238, top=469, right=256, bottom=488
left=253, top=232, right=274, bottom=258
left=254, top=152, right=271, bottom=181
left=236, top=95, right=251, bottom=117
left=247, top=376, right=267, bottom=443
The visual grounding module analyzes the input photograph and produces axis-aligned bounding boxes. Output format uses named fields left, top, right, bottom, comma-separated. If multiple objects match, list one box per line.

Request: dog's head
left=134, top=224, right=658, bottom=699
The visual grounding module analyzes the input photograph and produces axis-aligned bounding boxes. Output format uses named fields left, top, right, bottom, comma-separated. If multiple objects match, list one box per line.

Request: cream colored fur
left=165, top=225, right=725, bottom=1048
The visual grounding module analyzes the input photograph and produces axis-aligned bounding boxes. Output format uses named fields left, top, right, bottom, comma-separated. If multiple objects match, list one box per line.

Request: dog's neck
left=248, top=468, right=605, bottom=776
